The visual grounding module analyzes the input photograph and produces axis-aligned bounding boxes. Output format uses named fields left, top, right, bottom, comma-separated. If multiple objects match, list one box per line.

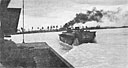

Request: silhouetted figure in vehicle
left=66, top=28, right=73, bottom=33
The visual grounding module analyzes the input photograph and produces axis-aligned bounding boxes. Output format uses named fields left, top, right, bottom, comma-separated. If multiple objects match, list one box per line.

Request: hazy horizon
left=8, top=0, right=128, bottom=29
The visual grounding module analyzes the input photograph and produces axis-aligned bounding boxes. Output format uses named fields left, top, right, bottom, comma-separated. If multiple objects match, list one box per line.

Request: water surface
left=11, top=28, right=128, bottom=68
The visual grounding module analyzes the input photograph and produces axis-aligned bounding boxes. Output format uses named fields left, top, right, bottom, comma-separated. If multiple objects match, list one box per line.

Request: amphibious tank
left=59, top=7, right=102, bottom=47
left=59, top=27, right=96, bottom=47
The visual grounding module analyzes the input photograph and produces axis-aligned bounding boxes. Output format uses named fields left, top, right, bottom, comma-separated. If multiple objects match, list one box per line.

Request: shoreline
left=14, top=26, right=128, bottom=35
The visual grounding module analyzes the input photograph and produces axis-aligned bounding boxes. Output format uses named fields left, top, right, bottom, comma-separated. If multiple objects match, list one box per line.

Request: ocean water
left=11, top=28, right=128, bottom=68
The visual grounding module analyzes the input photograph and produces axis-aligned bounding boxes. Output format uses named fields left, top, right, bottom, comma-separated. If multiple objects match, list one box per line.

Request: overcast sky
left=9, top=0, right=128, bottom=16
left=8, top=0, right=128, bottom=29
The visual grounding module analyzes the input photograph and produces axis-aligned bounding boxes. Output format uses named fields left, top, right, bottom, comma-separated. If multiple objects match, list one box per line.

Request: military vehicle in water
left=59, top=27, right=96, bottom=48
left=59, top=7, right=103, bottom=48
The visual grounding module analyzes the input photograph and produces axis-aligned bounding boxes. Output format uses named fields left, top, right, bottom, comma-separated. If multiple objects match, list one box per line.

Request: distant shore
left=15, top=26, right=128, bottom=35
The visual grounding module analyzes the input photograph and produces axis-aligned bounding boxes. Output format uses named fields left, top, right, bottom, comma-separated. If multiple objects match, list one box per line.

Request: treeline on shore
left=15, top=26, right=128, bottom=35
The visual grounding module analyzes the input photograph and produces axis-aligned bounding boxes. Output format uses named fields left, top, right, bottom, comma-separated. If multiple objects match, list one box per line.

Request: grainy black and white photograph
left=0, top=0, right=128, bottom=68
